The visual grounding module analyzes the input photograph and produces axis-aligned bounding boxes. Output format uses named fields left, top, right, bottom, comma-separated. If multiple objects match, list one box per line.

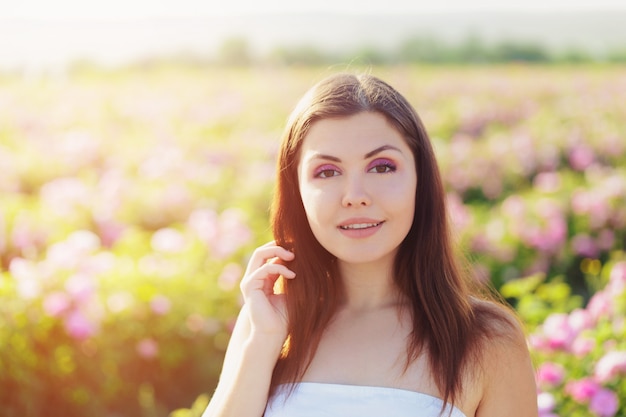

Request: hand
left=239, top=241, right=296, bottom=342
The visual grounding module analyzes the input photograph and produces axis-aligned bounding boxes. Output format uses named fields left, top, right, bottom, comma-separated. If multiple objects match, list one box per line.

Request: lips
left=339, top=222, right=383, bottom=230
left=337, top=219, right=385, bottom=238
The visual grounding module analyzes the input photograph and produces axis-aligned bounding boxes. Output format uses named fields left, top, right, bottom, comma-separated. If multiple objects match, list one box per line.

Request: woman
left=203, top=73, right=538, bottom=417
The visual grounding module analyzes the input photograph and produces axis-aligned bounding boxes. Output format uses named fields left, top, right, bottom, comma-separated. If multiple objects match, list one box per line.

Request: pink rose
left=587, top=291, right=613, bottom=321
left=542, top=313, right=576, bottom=350
left=65, top=273, right=95, bottom=305
left=608, top=261, right=626, bottom=293
left=571, top=336, right=595, bottom=357
left=43, top=291, right=71, bottom=317
left=214, top=209, right=252, bottom=259
left=536, top=362, right=565, bottom=387
left=187, top=208, right=219, bottom=243
left=568, top=308, right=594, bottom=332
left=596, top=229, right=615, bottom=251
left=590, top=388, right=619, bottom=417
left=528, top=334, right=549, bottom=351
left=533, top=172, right=561, bottom=193
left=150, top=294, right=172, bottom=315
left=566, top=378, right=600, bottom=403
left=136, top=338, right=159, bottom=359
left=568, top=145, right=595, bottom=171
left=64, top=310, right=97, bottom=340
left=571, top=234, right=598, bottom=258
left=447, top=192, right=472, bottom=232
left=595, top=351, right=626, bottom=383
left=218, top=263, right=243, bottom=291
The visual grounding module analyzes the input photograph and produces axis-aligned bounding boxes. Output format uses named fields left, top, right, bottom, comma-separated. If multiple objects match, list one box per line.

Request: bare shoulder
left=471, top=298, right=527, bottom=345
left=470, top=298, right=538, bottom=417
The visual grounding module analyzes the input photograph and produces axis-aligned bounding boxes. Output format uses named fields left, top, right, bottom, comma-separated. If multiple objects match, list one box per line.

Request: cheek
left=299, top=190, right=333, bottom=246
left=300, top=187, right=327, bottom=223
left=386, top=178, right=417, bottom=223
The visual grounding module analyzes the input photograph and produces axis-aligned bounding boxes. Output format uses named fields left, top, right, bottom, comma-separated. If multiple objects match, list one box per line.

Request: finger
left=245, top=244, right=295, bottom=274
left=240, top=263, right=296, bottom=295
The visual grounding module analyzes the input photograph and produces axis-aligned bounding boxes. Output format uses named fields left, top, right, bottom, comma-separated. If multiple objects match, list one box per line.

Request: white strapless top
left=264, top=382, right=468, bottom=417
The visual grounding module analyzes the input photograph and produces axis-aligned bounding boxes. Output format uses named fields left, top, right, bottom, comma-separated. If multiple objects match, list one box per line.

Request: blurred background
left=1, top=1, right=625, bottom=416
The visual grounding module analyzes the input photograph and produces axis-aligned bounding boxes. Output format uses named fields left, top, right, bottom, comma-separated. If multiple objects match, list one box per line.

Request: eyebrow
left=309, top=145, right=403, bottom=163
left=364, top=145, right=402, bottom=159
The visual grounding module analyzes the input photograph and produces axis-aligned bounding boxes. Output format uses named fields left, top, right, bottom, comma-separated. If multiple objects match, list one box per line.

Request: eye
left=367, top=158, right=397, bottom=174
left=313, top=164, right=341, bottom=178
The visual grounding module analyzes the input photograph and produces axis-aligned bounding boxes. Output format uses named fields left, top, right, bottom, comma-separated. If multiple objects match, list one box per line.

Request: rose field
left=0, top=63, right=625, bottom=417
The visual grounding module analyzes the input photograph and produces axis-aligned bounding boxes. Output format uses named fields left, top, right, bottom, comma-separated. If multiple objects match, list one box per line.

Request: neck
left=337, top=258, right=403, bottom=311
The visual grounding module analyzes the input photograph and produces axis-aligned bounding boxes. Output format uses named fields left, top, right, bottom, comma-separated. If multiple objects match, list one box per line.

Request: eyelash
left=367, top=159, right=397, bottom=174
left=313, top=159, right=397, bottom=178
left=313, top=165, right=340, bottom=178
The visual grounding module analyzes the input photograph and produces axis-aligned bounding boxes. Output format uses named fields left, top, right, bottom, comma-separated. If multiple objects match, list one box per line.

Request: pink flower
left=150, top=294, right=171, bottom=315
left=43, top=291, right=71, bottom=317
left=569, top=145, right=595, bottom=171
left=64, top=310, right=97, bottom=340
left=571, top=336, right=595, bottom=357
left=447, top=192, right=472, bottom=232
left=536, top=362, right=565, bottom=387
left=96, top=219, right=126, bottom=247
left=533, top=172, right=561, bottom=193
left=566, top=378, right=600, bottom=403
left=215, top=209, right=252, bottom=258
left=595, top=351, right=626, bottom=383
left=568, top=308, right=594, bottom=332
left=610, top=262, right=626, bottom=283
left=608, top=261, right=626, bottom=294
left=571, top=234, right=598, bottom=258
left=136, top=338, right=159, bottom=359
left=218, top=263, right=243, bottom=291
left=587, top=291, right=613, bottom=321
left=502, top=195, right=527, bottom=223
left=187, top=208, right=219, bottom=243
left=39, top=177, right=92, bottom=216
left=590, top=388, right=619, bottom=417
left=520, top=200, right=567, bottom=254
left=528, top=334, right=549, bottom=351
left=596, top=229, right=615, bottom=251
left=542, top=313, right=576, bottom=350
left=65, top=273, right=95, bottom=305
left=46, top=231, right=101, bottom=271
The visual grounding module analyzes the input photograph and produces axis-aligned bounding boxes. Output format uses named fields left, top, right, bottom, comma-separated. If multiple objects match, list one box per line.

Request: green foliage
left=212, top=34, right=626, bottom=66
left=217, top=37, right=253, bottom=66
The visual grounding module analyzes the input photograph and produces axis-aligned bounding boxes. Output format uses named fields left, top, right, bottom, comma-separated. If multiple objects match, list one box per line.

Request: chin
left=332, top=247, right=398, bottom=267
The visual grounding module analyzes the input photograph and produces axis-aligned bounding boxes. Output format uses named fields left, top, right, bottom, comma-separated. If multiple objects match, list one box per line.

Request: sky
left=4, top=0, right=626, bottom=18
left=3, top=0, right=626, bottom=70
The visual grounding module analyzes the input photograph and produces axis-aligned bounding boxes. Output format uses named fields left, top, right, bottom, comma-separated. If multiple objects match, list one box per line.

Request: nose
left=341, top=175, right=371, bottom=207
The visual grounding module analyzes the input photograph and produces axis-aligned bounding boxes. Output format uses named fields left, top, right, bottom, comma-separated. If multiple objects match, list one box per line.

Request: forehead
left=299, top=112, right=409, bottom=158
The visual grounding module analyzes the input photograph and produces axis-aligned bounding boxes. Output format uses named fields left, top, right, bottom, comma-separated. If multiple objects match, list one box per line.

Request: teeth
left=340, top=222, right=380, bottom=230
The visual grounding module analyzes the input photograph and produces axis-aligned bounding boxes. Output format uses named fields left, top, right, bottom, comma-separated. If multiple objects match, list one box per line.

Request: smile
left=339, top=222, right=383, bottom=230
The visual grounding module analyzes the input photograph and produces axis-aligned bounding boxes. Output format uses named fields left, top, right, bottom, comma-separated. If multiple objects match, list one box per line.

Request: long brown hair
left=270, top=73, right=507, bottom=411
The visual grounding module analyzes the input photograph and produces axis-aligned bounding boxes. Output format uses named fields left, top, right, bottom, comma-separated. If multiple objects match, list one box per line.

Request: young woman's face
left=297, top=111, right=417, bottom=266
